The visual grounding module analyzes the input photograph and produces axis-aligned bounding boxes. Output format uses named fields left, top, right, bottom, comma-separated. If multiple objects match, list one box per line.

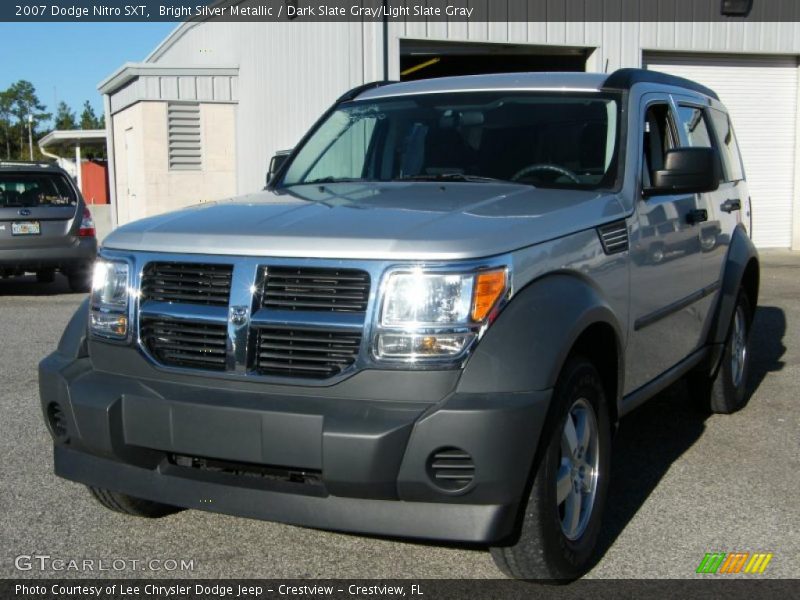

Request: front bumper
left=0, top=237, right=96, bottom=271
left=39, top=349, right=550, bottom=543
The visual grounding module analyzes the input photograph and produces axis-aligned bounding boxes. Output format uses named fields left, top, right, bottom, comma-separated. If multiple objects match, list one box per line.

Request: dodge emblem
left=229, top=306, right=249, bottom=326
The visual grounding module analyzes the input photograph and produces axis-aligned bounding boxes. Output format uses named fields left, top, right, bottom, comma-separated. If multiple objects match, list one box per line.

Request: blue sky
left=0, top=23, right=175, bottom=125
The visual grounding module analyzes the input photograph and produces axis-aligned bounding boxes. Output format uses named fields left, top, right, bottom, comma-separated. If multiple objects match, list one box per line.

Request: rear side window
left=0, top=172, right=76, bottom=207
left=708, top=109, right=745, bottom=182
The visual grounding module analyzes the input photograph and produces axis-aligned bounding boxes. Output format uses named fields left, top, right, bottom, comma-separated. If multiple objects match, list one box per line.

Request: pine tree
left=54, top=101, right=77, bottom=130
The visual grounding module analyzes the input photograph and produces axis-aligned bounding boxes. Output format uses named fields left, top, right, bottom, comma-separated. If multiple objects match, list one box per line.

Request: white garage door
left=644, top=53, right=798, bottom=248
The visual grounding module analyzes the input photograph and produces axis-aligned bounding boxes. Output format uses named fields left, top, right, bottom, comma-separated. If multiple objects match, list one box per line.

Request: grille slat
left=261, top=267, right=370, bottom=313
left=255, top=328, right=361, bottom=379
left=141, top=317, right=228, bottom=371
left=142, top=262, right=233, bottom=307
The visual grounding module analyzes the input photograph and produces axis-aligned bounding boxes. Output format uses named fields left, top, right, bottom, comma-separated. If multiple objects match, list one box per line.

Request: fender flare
left=457, top=273, right=624, bottom=401
left=708, top=225, right=760, bottom=347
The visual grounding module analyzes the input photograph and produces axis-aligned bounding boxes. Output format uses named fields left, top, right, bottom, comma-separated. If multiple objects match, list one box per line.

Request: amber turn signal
left=471, top=269, right=507, bottom=322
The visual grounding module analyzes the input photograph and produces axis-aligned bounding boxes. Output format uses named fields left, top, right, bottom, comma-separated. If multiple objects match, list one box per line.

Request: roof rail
left=0, top=160, right=57, bottom=168
left=603, top=68, right=719, bottom=101
left=336, top=80, right=396, bottom=103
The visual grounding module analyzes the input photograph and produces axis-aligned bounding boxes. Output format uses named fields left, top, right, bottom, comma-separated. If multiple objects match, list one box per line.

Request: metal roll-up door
left=644, top=52, right=798, bottom=248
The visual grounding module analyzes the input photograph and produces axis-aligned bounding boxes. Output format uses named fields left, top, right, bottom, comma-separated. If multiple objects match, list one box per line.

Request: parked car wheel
left=689, top=291, right=752, bottom=414
left=88, top=486, right=182, bottom=518
left=490, top=357, right=611, bottom=581
left=36, top=269, right=55, bottom=284
left=67, top=269, right=92, bottom=293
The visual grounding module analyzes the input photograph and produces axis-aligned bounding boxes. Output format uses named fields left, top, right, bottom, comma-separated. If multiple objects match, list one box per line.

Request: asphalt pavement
left=0, top=252, right=797, bottom=579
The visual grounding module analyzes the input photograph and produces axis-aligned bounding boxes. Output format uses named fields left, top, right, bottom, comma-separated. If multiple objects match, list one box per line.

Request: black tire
left=36, top=270, right=55, bottom=284
left=689, top=291, right=752, bottom=414
left=88, top=486, right=182, bottom=518
left=67, top=270, right=92, bottom=293
left=490, top=357, right=611, bottom=581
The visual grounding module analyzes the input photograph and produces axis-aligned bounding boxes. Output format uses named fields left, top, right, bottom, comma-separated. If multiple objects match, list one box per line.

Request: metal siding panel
left=196, top=76, right=213, bottom=101
left=426, top=18, right=447, bottom=41
left=527, top=21, right=548, bottom=45
left=143, top=76, right=160, bottom=98
left=467, top=19, right=488, bottom=41
left=488, top=21, right=509, bottom=43
left=212, top=76, right=231, bottom=101
left=177, top=77, right=196, bottom=100
left=160, top=76, right=179, bottom=100
left=583, top=19, right=602, bottom=47
left=645, top=52, right=798, bottom=248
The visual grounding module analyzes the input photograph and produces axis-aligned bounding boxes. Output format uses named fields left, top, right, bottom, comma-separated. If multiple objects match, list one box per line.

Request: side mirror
left=266, top=149, right=292, bottom=187
left=644, top=147, right=721, bottom=197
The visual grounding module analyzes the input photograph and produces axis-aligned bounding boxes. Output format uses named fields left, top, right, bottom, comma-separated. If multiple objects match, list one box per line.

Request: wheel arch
left=458, top=272, right=624, bottom=424
left=709, top=225, right=760, bottom=347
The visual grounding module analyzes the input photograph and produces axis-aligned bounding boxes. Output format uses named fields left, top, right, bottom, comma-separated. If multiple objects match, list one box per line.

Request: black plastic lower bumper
left=39, top=350, right=551, bottom=543
left=54, top=446, right=517, bottom=542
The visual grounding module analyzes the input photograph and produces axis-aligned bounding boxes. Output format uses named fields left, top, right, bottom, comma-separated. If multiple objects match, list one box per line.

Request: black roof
left=603, top=68, right=720, bottom=100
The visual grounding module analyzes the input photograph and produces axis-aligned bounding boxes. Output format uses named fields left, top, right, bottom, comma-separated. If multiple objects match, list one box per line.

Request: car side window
left=677, top=106, right=714, bottom=149
left=707, top=108, right=745, bottom=182
left=642, top=103, right=677, bottom=186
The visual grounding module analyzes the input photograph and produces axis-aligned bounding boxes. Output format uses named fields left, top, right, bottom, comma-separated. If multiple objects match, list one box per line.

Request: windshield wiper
left=290, top=177, right=366, bottom=186
left=393, top=173, right=514, bottom=184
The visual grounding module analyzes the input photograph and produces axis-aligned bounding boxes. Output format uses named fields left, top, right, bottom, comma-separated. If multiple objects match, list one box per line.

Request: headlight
left=89, top=260, right=130, bottom=339
left=375, top=267, right=507, bottom=361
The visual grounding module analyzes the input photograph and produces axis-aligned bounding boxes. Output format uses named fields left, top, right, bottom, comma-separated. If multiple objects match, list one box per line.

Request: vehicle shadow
left=593, top=304, right=786, bottom=564
left=745, top=305, right=786, bottom=400
left=0, top=274, right=76, bottom=296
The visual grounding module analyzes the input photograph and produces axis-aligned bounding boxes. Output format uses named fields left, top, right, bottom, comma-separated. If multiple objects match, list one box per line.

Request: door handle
left=721, top=198, right=741, bottom=213
left=686, top=209, right=708, bottom=225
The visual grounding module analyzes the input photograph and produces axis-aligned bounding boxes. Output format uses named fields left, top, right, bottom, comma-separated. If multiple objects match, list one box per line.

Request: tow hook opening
left=46, top=402, right=70, bottom=444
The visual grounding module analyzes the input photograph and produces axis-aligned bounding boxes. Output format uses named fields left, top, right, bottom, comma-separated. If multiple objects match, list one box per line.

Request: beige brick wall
left=112, top=101, right=237, bottom=226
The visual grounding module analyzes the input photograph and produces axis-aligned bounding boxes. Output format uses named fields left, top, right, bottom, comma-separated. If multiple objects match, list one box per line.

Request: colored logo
left=696, top=552, right=774, bottom=574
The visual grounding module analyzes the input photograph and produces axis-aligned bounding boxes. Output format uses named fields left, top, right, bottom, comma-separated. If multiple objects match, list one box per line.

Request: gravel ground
left=0, top=251, right=797, bottom=579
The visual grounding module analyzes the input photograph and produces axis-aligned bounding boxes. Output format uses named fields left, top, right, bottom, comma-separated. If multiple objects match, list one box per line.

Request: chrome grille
left=141, top=262, right=233, bottom=307
left=141, top=317, right=228, bottom=371
left=254, top=328, right=362, bottom=379
left=261, top=266, right=370, bottom=313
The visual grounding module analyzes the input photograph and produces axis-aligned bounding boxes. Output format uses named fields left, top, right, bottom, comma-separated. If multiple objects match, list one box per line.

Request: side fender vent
left=597, top=220, right=629, bottom=255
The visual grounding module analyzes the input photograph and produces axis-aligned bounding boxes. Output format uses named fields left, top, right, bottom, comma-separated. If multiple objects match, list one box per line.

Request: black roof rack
left=0, top=160, right=57, bottom=169
left=603, top=68, right=719, bottom=101
left=337, top=80, right=396, bottom=103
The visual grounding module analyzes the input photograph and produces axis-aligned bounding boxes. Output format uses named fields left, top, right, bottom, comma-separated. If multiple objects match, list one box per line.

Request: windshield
left=0, top=172, right=77, bottom=207
left=281, top=91, right=621, bottom=190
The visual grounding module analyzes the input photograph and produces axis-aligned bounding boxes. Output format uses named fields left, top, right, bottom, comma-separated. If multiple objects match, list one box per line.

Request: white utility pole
left=27, top=114, right=33, bottom=160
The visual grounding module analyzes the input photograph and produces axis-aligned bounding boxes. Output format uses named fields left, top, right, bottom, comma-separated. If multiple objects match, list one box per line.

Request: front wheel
left=490, top=357, right=611, bottom=581
left=88, top=486, right=182, bottom=518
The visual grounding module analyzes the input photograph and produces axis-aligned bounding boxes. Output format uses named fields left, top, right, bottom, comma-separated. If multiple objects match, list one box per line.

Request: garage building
left=99, top=8, right=800, bottom=249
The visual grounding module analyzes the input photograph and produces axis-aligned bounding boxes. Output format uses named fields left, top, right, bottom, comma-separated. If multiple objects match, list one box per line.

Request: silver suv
left=39, top=69, right=759, bottom=580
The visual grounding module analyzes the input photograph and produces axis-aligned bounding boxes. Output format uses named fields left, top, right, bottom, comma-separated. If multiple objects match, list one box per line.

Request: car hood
left=103, top=182, right=627, bottom=260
